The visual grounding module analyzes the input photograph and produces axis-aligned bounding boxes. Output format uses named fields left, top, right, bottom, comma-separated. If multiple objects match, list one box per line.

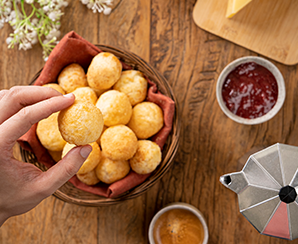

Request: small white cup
left=148, top=202, right=209, bottom=244
left=216, top=56, right=286, bottom=125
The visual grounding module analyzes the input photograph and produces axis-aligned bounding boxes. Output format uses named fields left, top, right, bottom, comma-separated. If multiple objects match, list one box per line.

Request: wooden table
left=1, top=1, right=298, bottom=243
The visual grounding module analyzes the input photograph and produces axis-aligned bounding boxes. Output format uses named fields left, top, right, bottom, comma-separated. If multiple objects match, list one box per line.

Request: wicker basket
left=20, top=44, right=180, bottom=206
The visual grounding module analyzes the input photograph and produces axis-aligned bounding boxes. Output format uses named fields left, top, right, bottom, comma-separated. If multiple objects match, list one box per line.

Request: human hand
left=0, top=86, right=92, bottom=226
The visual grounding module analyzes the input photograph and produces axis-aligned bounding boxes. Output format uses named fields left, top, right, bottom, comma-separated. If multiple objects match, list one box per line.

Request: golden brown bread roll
left=58, top=100, right=104, bottom=145
left=129, top=140, right=162, bottom=174
left=42, top=83, right=66, bottom=95
left=127, top=102, right=164, bottom=139
left=73, top=87, right=98, bottom=105
left=77, top=169, right=100, bottom=186
left=62, top=142, right=101, bottom=175
left=58, top=63, right=88, bottom=93
left=100, top=125, right=138, bottom=161
left=95, top=154, right=130, bottom=184
left=113, top=70, right=148, bottom=106
left=96, top=90, right=132, bottom=127
left=87, top=52, right=122, bottom=90
left=36, top=112, right=66, bottom=151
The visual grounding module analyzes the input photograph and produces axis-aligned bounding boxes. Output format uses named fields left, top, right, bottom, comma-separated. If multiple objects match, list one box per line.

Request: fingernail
left=80, top=145, right=92, bottom=159
left=63, top=93, right=74, bottom=98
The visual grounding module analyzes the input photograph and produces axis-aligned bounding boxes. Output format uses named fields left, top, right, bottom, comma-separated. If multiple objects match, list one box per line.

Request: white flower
left=23, top=42, right=32, bottom=50
left=31, top=37, right=38, bottom=45
left=9, top=10, right=16, bottom=19
left=3, top=1, right=12, bottom=10
left=43, top=6, right=49, bottom=12
left=103, top=7, right=111, bottom=15
left=48, top=11, right=57, bottom=21
left=31, top=18, right=39, bottom=25
left=4, top=0, right=68, bottom=59
left=6, top=37, right=13, bottom=45
left=81, top=0, right=113, bottom=14
left=19, top=41, right=32, bottom=51
left=46, top=28, right=60, bottom=40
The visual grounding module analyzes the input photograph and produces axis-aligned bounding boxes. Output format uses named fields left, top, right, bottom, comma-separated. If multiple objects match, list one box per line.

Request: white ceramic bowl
left=148, top=202, right=209, bottom=244
left=216, top=56, right=285, bottom=125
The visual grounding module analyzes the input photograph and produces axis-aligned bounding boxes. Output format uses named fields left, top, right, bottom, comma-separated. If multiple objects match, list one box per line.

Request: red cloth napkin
left=18, top=31, right=175, bottom=198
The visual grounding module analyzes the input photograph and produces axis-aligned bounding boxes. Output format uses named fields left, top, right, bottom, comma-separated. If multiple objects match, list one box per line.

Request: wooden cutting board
left=193, top=0, right=298, bottom=65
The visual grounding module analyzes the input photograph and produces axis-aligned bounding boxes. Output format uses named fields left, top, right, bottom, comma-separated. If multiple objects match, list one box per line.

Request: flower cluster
left=0, top=0, right=68, bottom=60
left=0, top=0, right=113, bottom=60
left=80, top=0, right=113, bottom=15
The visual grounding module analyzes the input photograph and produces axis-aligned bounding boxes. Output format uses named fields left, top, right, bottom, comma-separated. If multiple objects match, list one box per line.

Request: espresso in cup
left=149, top=203, right=208, bottom=244
left=153, top=208, right=204, bottom=244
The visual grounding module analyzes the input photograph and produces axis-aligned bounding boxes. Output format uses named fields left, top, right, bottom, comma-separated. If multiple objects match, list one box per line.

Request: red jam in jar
left=222, top=62, right=278, bottom=119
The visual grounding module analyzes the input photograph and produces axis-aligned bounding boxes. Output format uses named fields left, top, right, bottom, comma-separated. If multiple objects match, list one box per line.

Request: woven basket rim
left=20, top=44, right=181, bottom=206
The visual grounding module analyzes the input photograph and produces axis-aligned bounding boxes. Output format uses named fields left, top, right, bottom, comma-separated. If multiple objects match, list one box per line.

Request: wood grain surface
left=193, top=0, right=298, bottom=65
left=1, top=0, right=298, bottom=243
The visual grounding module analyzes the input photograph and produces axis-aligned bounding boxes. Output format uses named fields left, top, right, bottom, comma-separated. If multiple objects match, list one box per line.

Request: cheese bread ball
left=62, top=142, right=101, bottom=175
left=100, top=125, right=138, bottom=161
left=48, top=150, right=62, bottom=162
left=58, top=100, right=104, bottom=145
left=42, top=83, right=66, bottom=95
left=73, top=87, right=98, bottom=105
left=96, top=90, right=132, bottom=127
left=127, top=102, right=164, bottom=139
left=37, top=112, right=66, bottom=151
left=113, top=70, right=148, bottom=106
left=95, top=154, right=130, bottom=184
left=129, top=140, right=162, bottom=174
left=58, top=63, right=88, bottom=93
left=87, top=52, right=122, bottom=90
left=77, top=169, right=100, bottom=186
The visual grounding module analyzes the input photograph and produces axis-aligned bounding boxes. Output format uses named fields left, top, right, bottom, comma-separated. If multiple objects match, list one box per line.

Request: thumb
left=37, top=145, right=92, bottom=197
